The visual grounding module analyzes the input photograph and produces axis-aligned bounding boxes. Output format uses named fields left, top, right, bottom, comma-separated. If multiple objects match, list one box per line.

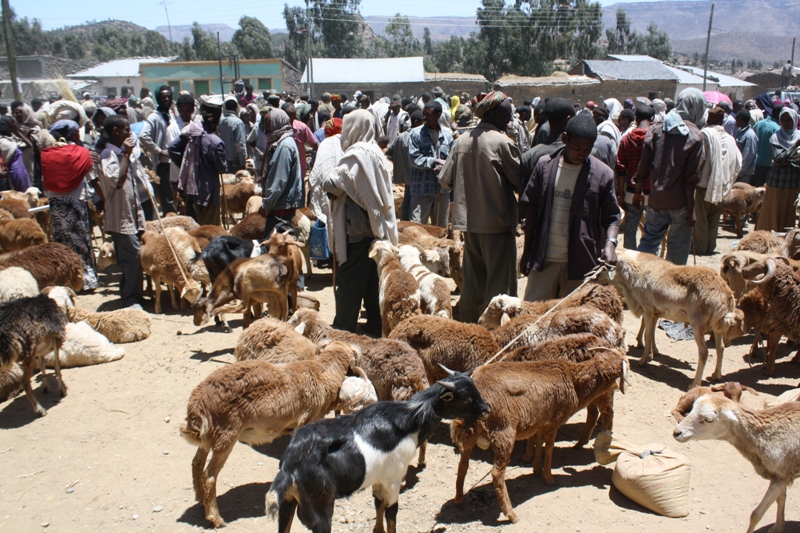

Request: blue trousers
left=637, top=206, right=692, bottom=265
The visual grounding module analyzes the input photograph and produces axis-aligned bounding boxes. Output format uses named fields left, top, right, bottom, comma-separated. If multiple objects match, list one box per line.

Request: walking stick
left=219, top=173, right=230, bottom=230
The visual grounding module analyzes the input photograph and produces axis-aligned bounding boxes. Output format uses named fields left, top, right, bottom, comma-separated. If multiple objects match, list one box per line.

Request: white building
left=69, top=57, right=176, bottom=98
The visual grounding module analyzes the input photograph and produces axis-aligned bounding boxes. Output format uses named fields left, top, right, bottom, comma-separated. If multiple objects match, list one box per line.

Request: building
left=140, top=59, right=301, bottom=97
left=572, top=59, right=680, bottom=101
left=0, top=55, right=97, bottom=104
left=69, top=57, right=176, bottom=98
left=303, top=57, right=489, bottom=100
left=493, top=73, right=600, bottom=104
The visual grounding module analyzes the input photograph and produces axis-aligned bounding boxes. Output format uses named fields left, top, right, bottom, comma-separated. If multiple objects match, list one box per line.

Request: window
left=194, top=80, right=210, bottom=96
left=241, top=78, right=251, bottom=87
left=257, top=78, right=272, bottom=90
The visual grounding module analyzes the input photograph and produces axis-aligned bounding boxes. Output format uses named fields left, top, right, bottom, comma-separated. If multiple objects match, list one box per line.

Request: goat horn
left=353, top=366, right=368, bottom=380
left=438, top=363, right=456, bottom=376
left=436, top=380, right=456, bottom=391
left=751, top=258, right=775, bottom=285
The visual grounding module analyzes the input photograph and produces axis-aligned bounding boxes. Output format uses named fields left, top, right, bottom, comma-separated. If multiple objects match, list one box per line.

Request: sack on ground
left=612, top=446, right=691, bottom=518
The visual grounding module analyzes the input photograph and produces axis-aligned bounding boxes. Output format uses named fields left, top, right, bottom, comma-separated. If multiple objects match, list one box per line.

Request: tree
left=282, top=5, right=310, bottom=69
left=606, top=9, right=643, bottom=55
left=422, top=27, right=434, bottom=57
left=64, top=34, right=84, bottom=59
left=232, top=16, right=273, bottom=59
left=643, top=22, right=671, bottom=60
left=383, top=14, right=420, bottom=58
left=143, top=30, right=172, bottom=57
left=311, top=0, right=365, bottom=58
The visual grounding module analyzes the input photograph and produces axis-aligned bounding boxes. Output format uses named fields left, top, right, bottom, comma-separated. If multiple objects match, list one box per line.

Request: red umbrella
left=703, top=91, right=732, bottom=105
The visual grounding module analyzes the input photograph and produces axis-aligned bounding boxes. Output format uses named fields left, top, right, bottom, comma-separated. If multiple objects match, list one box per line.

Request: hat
left=354, top=91, right=362, bottom=98
left=473, top=91, right=507, bottom=119
left=593, top=106, right=609, bottom=120
left=200, top=95, right=224, bottom=108
left=330, top=94, right=341, bottom=102
left=707, top=105, right=726, bottom=125
left=391, top=94, right=401, bottom=103
left=586, top=101, right=596, bottom=109
left=433, top=86, right=444, bottom=97
left=623, top=99, right=634, bottom=109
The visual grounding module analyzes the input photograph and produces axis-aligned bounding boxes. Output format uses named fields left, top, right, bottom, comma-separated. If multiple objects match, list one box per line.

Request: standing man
left=386, top=111, right=423, bottom=221
left=408, top=101, right=453, bottom=227
left=218, top=98, right=247, bottom=172
left=752, top=103, right=783, bottom=187
left=519, top=113, right=620, bottom=301
left=439, top=92, right=520, bottom=323
left=385, top=95, right=409, bottom=143
left=735, top=109, right=758, bottom=184
left=139, top=85, right=177, bottom=215
left=282, top=103, right=319, bottom=178
left=781, top=60, right=794, bottom=88
left=634, top=88, right=706, bottom=265
left=168, top=97, right=227, bottom=225
left=513, top=106, right=533, bottom=154
left=615, top=104, right=653, bottom=249
left=97, top=115, right=145, bottom=309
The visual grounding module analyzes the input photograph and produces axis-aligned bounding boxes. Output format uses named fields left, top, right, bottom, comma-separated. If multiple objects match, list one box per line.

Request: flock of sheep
left=0, top=175, right=800, bottom=532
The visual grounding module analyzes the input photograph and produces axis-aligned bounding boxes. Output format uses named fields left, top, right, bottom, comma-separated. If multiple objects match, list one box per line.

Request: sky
left=12, top=0, right=663, bottom=31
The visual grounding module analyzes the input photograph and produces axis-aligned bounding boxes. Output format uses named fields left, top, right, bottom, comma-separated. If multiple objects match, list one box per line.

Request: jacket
left=262, top=136, right=304, bottom=212
left=408, top=125, right=453, bottom=196
left=439, top=122, right=520, bottom=233
left=139, top=109, right=171, bottom=168
left=520, top=148, right=620, bottom=280
left=616, top=127, right=649, bottom=192
left=218, top=112, right=247, bottom=167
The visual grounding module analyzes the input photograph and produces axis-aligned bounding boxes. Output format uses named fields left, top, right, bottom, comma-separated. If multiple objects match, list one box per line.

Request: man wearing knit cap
left=439, top=91, right=520, bottom=322
left=319, top=92, right=335, bottom=114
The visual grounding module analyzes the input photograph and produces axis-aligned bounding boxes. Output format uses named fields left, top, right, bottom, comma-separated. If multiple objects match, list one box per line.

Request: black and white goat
left=197, top=235, right=264, bottom=284
left=266, top=367, right=490, bottom=533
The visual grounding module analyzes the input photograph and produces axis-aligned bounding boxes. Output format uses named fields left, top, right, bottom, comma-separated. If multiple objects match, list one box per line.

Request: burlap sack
left=612, top=446, right=691, bottom=518
left=594, top=430, right=639, bottom=465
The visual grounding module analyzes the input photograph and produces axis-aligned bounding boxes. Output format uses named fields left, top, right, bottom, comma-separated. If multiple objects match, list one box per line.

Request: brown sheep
left=229, top=212, right=266, bottom=240
left=188, top=225, right=230, bottom=250
left=671, top=382, right=758, bottom=422
left=0, top=198, right=33, bottom=218
left=369, top=241, right=421, bottom=337
left=0, top=242, right=83, bottom=292
left=234, top=316, right=317, bottom=362
left=221, top=181, right=257, bottom=221
left=180, top=341, right=358, bottom=528
left=397, top=220, right=449, bottom=240
left=736, top=230, right=786, bottom=254
left=388, top=314, right=500, bottom=384
left=0, top=218, right=47, bottom=252
left=451, top=350, right=628, bottom=523
left=721, top=186, right=766, bottom=238
left=265, top=232, right=302, bottom=314
left=145, top=215, right=199, bottom=234
left=140, top=228, right=203, bottom=313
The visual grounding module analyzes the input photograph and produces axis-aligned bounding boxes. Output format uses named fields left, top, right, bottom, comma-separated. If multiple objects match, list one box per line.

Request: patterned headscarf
left=105, top=98, right=128, bottom=113
left=296, top=102, right=312, bottom=121
left=473, top=91, right=507, bottom=119
left=454, top=105, right=474, bottom=127
left=324, top=117, right=343, bottom=137
left=267, top=108, right=293, bottom=146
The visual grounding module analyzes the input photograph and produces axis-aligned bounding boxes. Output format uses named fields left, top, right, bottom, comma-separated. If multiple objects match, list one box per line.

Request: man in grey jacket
left=218, top=98, right=247, bottom=172
left=138, top=85, right=177, bottom=215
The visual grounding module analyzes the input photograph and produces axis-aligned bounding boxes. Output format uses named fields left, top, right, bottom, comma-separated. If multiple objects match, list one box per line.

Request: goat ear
left=710, top=383, right=726, bottom=392
left=741, top=385, right=759, bottom=396
left=294, top=322, right=307, bottom=335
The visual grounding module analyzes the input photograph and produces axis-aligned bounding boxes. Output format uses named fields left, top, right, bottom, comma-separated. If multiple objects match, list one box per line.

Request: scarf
left=41, top=141, right=94, bottom=193
left=48, top=100, right=88, bottom=127
left=664, top=88, right=706, bottom=135
left=324, top=118, right=342, bottom=137
left=755, top=94, right=774, bottom=118
left=771, top=107, right=800, bottom=149
left=16, top=103, right=39, bottom=127
left=473, top=91, right=507, bottom=119
left=307, top=134, right=342, bottom=223
left=177, top=121, right=205, bottom=197
left=603, top=98, right=623, bottom=121
left=450, top=95, right=460, bottom=118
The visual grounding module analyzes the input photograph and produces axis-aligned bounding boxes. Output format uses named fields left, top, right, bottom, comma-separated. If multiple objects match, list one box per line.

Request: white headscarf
left=771, top=107, right=800, bottom=149
left=664, top=88, right=706, bottom=135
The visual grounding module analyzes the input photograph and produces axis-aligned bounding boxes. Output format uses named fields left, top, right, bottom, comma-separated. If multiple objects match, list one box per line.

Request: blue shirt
left=753, top=118, right=780, bottom=167
left=735, top=125, right=758, bottom=176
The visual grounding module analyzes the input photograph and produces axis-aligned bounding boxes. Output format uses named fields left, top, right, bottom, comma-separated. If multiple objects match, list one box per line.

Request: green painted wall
left=142, top=61, right=283, bottom=96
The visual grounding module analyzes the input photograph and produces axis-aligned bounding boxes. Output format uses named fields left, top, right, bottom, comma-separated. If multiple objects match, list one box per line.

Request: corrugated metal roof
left=663, top=65, right=706, bottom=84
left=69, top=57, right=176, bottom=79
left=607, top=54, right=658, bottom=62
left=303, top=57, right=425, bottom=84
left=678, top=66, right=756, bottom=87
left=583, top=60, right=679, bottom=81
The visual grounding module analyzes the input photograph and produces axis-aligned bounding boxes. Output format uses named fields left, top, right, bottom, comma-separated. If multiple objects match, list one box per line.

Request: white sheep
left=0, top=266, right=39, bottom=304
left=332, top=367, right=378, bottom=414
left=674, top=394, right=800, bottom=533
left=396, top=244, right=452, bottom=318
left=45, top=321, right=125, bottom=368
left=369, top=241, right=421, bottom=337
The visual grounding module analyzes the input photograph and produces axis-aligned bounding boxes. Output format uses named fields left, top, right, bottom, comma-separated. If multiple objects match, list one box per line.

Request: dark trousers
left=263, top=211, right=296, bottom=240
left=333, top=237, right=381, bottom=333
left=110, top=232, right=143, bottom=307
left=460, top=231, right=518, bottom=323
left=141, top=198, right=155, bottom=221
left=227, top=160, right=243, bottom=174
left=156, top=162, right=177, bottom=215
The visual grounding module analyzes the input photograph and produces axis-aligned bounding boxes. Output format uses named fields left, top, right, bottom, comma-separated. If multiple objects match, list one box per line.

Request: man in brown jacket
left=439, top=91, right=521, bottom=323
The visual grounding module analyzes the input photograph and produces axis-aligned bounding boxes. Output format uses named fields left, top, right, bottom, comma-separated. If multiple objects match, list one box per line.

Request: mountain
left=673, top=32, right=796, bottom=64
left=154, top=24, right=236, bottom=43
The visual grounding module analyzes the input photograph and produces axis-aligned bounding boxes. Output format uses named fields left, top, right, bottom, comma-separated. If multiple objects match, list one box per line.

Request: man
left=168, top=97, right=227, bottom=225
left=318, top=92, right=335, bottom=115
left=439, top=92, right=520, bottom=323
left=386, top=110, right=424, bottom=221
left=239, top=83, right=256, bottom=107
left=618, top=108, right=635, bottom=139
left=752, top=103, right=783, bottom=187
left=593, top=105, right=620, bottom=156
left=781, top=60, right=794, bottom=88
left=513, top=105, right=532, bottom=154
left=283, top=103, right=319, bottom=178
left=166, top=93, right=197, bottom=195
left=97, top=115, right=145, bottom=309
left=720, top=102, right=738, bottom=137
left=218, top=98, right=247, bottom=173
left=139, top=85, right=177, bottom=215
left=331, top=94, right=343, bottom=119
left=267, top=93, right=282, bottom=109
left=615, top=104, right=653, bottom=249
left=385, top=95, right=409, bottom=143
left=519, top=98, right=575, bottom=193
left=634, top=88, right=706, bottom=265
left=433, top=87, right=452, bottom=132
left=693, top=106, right=741, bottom=255
left=734, top=109, right=758, bottom=184
left=408, top=101, right=453, bottom=227
left=519, top=112, right=620, bottom=301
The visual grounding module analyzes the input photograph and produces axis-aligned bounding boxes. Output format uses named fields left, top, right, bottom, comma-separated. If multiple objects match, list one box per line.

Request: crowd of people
left=1, top=81, right=799, bottom=330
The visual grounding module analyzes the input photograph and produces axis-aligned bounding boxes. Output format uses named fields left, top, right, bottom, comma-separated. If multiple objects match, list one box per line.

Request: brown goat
left=451, top=351, right=628, bottom=523
left=229, top=212, right=266, bottom=240
left=0, top=243, right=83, bottom=292
left=264, top=232, right=302, bottom=314
left=0, top=218, right=47, bottom=252
left=671, top=382, right=758, bottom=422
left=180, top=341, right=358, bottom=528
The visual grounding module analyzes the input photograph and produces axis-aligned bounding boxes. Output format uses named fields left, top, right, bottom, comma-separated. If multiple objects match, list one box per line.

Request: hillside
left=155, top=24, right=236, bottom=44
left=49, top=19, right=151, bottom=38
left=673, top=31, right=796, bottom=63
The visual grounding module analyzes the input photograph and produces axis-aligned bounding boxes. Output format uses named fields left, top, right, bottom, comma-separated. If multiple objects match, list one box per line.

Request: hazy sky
left=13, top=0, right=654, bottom=31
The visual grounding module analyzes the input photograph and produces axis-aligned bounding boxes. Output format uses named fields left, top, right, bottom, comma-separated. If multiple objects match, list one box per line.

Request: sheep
left=291, top=209, right=314, bottom=278
left=0, top=218, right=47, bottom=252
left=720, top=250, right=774, bottom=299
left=736, top=230, right=786, bottom=254
left=95, top=241, right=116, bottom=270
left=266, top=368, right=490, bottom=533
left=0, top=242, right=83, bottom=292
left=396, top=244, right=452, bottom=318
left=598, top=248, right=745, bottom=388
left=737, top=285, right=793, bottom=374
left=721, top=185, right=766, bottom=238
left=478, top=283, right=624, bottom=329
left=673, top=394, right=800, bottom=533
left=265, top=231, right=302, bottom=314
left=0, top=364, right=23, bottom=403
left=229, top=212, right=266, bottom=240
left=188, top=225, right=230, bottom=250
left=369, top=241, right=421, bottom=337
left=0, top=187, right=39, bottom=208
left=145, top=215, right=199, bottom=234
left=192, top=254, right=291, bottom=330
left=397, top=220, right=449, bottom=240
left=140, top=228, right=204, bottom=313
left=0, top=266, right=39, bottom=304
left=221, top=181, right=259, bottom=221
left=0, top=197, right=34, bottom=218
left=671, top=382, right=758, bottom=422
left=0, top=207, right=12, bottom=220
left=782, top=228, right=800, bottom=260
left=397, top=223, right=463, bottom=286
left=331, top=367, right=378, bottom=414
left=0, top=294, right=67, bottom=416
left=388, top=314, right=500, bottom=384
left=244, top=195, right=262, bottom=216
left=491, top=305, right=626, bottom=353
left=234, top=316, right=317, bottom=362
left=451, top=350, right=628, bottom=523
left=180, top=341, right=359, bottom=528
left=44, top=321, right=125, bottom=368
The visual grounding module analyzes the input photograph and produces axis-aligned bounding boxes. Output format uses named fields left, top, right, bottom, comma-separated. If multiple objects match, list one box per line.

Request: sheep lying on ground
left=673, top=394, right=800, bottom=533
left=180, top=341, right=359, bottom=528
left=0, top=242, right=83, bottom=292
left=234, top=317, right=317, bottom=362
left=0, top=218, right=47, bottom=252
left=671, top=382, right=758, bottom=422
left=369, top=241, right=421, bottom=337
left=736, top=230, right=786, bottom=254
left=0, top=266, right=39, bottom=304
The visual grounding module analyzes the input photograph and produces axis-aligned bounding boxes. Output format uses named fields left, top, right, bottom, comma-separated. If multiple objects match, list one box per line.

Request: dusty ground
left=1, top=225, right=800, bottom=533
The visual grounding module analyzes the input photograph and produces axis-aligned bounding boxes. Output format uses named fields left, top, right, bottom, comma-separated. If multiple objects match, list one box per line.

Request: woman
left=450, top=95, right=460, bottom=125
left=756, top=107, right=800, bottom=232
left=0, top=115, right=32, bottom=191
left=41, top=120, right=99, bottom=290
left=260, top=108, right=303, bottom=238
left=248, top=106, right=271, bottom=178
left=12, top=102, right=40, bottom=185
left=321, top=110, right=397, bottom=333
left=307, top=118, right=343, bottom=223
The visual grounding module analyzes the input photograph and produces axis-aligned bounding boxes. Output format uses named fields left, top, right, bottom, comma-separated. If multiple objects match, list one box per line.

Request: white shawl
left=701, top=125, right=741, bottom=204
left=308, top=134, right=342, bottom=223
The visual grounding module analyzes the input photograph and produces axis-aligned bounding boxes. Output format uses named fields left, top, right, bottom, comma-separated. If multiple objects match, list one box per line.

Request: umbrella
left=703, top=91, right=732, bottom=105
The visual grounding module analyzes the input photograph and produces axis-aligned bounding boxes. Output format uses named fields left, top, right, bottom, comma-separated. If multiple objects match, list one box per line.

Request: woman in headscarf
left=40, top=121, right=98, bottom=290
left=321, top=109, right=397, bottom=333
left=11, top=102, right=41, bottom=185
left=260, top=108, right=303, bottom=238
left=248, top=105, right=271, bottom=177
left=450, top=95, right=461, bottom=122
left=756, top=107, right=800, bottom=232
left=307, top=118, right=343, bottom=223
left=0, top=115, right=32, bottom=191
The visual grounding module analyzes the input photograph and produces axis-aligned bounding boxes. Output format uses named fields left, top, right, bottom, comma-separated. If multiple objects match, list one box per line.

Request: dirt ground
left=1, top=226, right=799, bottom=533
